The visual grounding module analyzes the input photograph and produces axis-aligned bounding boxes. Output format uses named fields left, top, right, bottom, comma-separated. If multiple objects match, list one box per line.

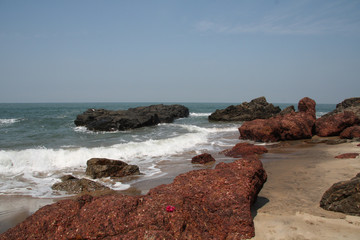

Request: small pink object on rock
left=166, top=205, right=175, bottom=212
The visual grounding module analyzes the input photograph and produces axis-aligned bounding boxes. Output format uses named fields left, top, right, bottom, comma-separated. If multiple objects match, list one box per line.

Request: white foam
left=0, top=118, right=21, bottom=126
left=190, top=112, right=211, bottom=117
left=0, top=129, right=209, bottom=197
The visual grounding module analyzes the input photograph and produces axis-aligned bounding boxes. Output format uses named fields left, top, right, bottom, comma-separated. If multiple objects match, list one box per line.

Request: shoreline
left=1, top=137, right=360, bottom=238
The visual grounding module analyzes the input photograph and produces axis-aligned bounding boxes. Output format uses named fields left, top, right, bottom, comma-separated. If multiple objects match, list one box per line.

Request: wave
left=190, top=112, right=212, bottom=117
left=0, top=118, right=22, bottom=127
left=0, top=129, right=210, bottom=197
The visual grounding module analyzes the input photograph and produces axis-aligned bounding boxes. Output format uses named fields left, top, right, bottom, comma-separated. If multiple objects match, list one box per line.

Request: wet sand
left=251, top=138, right=360, bottom=240
left=1, top=138, right=360, bottom=239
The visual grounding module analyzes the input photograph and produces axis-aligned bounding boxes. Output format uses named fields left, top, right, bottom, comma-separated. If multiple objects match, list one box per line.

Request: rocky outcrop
left=334, top=153, right=359, bottom=159
left=51, top=175, right=110, bottom=194
left=191, top=153, right=215, bottom=164
left=221, top=142, right=268, bottom=158
left=325, top=97, right=360, bottom=118
left=239, top=97, right=316, bottom=142
left=315, top=111, right=360, bottom=137
left=320, top=173, right=360, bottom=216
left=208, top=96, right=281, bottom=121
left=75, top=104, right=189, bottom=131
left=1, top=157, right=267, bottom=239
left=340, top=126, right=360, bottom=139
left=86, top=158, right=140, bottom=179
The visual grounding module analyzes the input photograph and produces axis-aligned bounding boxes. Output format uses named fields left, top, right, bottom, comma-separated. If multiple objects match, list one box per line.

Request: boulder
left=51, top=175, right=110, bottom=194
left=1, top=157, right=267, bottom=239
left=75, top=104, right=189, bottom=131
left=86, top=158, right=140, bottom=179
left=208, top=96, right=281, bottom=121
left=334, top=153, right=359, bottom=159
left=327, top=97, right=360, bottom=118
left=315, top=111, right=360, bottom=137
left=191, top=153, right=215, bottom=164
left=340, top=125, right=360, bottom=139
left=279, top=105, right=295, bottom=115
left=239, top=97, right=316, bottom=142
left=221, top=142, right=268, bottom=158
left=320, top=173, right=360, bottom=216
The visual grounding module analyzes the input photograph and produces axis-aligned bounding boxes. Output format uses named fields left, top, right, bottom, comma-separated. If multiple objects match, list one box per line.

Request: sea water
left=0, top=102, right=335, bottom=198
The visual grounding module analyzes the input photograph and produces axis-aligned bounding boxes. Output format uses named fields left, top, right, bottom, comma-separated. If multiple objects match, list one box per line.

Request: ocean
left=0, top=102, right=335, bottom=198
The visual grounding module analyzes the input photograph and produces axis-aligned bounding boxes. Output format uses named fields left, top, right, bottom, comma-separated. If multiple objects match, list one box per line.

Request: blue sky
left=1, top=0, right=359, bottom=103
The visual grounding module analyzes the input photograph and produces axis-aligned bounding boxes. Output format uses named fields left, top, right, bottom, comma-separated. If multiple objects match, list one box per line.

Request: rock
left=334, top=153, right=359, bottom=159
left=51, top=175, right=110, bottom=194
left=221, top=142, right=268, bottom=158
left=86, top=158, right=140, bottom=179
left=320, top=173, right=360, bottom=216
left=239, top=97, right=316, bottom=142
left=340, top=126, right=360, bottom=139
left=327, top=97, right=360, bottom=118
left=1, top=157, right=267, bottom=239
left=315, top=111, right=360, bottom=137
left=279, top=105, right=295, bottom=115
left=74, top=104, right=189, bottom=131
left=191, top=153, right=215, bottom=164
left=208, top=96, right=281, bottom=121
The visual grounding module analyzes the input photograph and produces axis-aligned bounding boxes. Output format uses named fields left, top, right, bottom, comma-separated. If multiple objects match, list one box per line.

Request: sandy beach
left=1, top=138, right=360, bottom=239
left=251, top=138, right=360, bottom=240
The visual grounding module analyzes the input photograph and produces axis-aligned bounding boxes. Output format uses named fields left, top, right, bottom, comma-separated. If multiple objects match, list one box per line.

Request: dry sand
left=251, top=138, right=360, bottom=240
left=1, top=138, right=360, bottom=239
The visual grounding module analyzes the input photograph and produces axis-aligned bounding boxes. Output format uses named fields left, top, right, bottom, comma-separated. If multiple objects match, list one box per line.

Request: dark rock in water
left=1, top=157, right=267, bottom=239
left=315, top=111, right=360, bottom=137
left=86, top=158, right=140, bottom=179
left=51, top=175, right=110, bottom=194
left=328, top=97, right=360, bottom=118
left=334, top=153, right=359, bottom=159
left=320, top=173, right=360, bottom=216
left=208, top=96, right=281, bottom=121
left=221, top=142, right=268, bottom=158
left=340, top=125, right=360, bottom=139
left=74, top=104, right=189, bottom=131
left=239, top=97, right=316, bottom=142
left=191, top=153, right=215, bottom=164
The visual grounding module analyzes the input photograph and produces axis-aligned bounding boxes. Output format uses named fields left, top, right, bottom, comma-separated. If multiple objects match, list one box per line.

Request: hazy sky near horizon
left=1, top=0, right=360, bottom=104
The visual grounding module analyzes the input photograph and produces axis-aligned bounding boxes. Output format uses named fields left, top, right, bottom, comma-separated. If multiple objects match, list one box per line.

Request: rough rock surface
left=191, top=153, right=215, bottom=164
left=1, top=157, right=267, bottom=240
left=320, top=173, right=360, bottom=216
left=324, top=97, right=360, bottom=118
left=86, top=158, right=140, bottom=179
left=334, top=153, right=359, bottom=159
left=51, top=175, right=110, bottom=194
left=221, top=142, right=268, bottom=158
left=315, top=111, right=360, bottom=137
left=239, top=97, right=316, bottom=142
left=340, top=125, right=360, bottom=139
left=208, top=96, right=281, bottom=121
left=75, top=104, right=189, bottom=131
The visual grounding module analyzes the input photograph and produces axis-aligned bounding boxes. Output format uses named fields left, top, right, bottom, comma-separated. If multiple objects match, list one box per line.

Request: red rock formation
left=335, top=153, right=359, bottom=159
left=221, top=142, right=268, bottom=158
left=1, top=157, right=267, bottom=240
left=315, top=111, right=360, bottom=137
left=239, top=97, right=316, bottom=142
left=191, top=153, right=215, bottom=164
left=340, top=126, right=360, bottom=139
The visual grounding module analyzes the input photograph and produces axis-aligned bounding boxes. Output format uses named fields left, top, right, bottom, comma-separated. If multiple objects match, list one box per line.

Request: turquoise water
left=0, top=102, right=335, bottom=197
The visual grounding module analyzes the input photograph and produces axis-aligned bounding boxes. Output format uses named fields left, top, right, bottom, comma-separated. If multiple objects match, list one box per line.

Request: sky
left=0, top=0, right=360, bottom=104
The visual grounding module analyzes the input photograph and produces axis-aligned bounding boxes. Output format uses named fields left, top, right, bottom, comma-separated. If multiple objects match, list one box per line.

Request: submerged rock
left=191, top=153, right=215, bottom=164
left=208, top=96, right=281, bottom=121
left=239, top=97, right=316, bottom=142
left=2, top=157, right=267, bottom=239
left=320, top=173, right=360, bottom=216
left=86, top=158, right=140, bottom=179
left=74, top=104, right=189, bottom=131
left=51, top=175, right=110, bottom=194
left=334, top=153, right=359, bottom=159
